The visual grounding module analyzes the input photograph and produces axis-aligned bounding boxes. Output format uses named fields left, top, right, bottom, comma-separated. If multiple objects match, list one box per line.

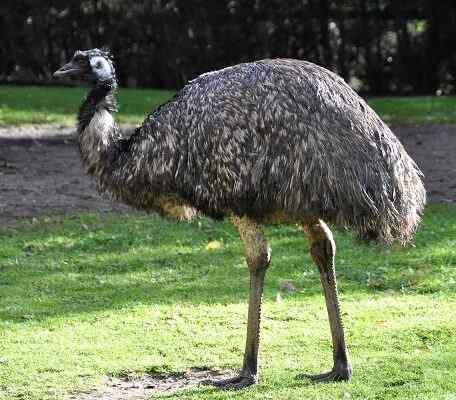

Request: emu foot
left=297, top=364, right=352, bottom=383
left=207, top=372, right=257, bottom=390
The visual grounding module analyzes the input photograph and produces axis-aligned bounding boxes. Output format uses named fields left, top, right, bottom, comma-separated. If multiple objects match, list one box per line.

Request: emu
left=54, top=49, right=425, bottom=389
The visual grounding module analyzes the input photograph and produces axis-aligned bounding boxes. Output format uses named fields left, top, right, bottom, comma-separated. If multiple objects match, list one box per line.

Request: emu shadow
left=68, top=367, right=233, bottom=399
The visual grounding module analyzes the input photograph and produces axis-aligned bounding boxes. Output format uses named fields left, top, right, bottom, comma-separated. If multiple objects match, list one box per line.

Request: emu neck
left=77, top=80, right=120, bottom=177
left=78, top=80, right=117, bottom=133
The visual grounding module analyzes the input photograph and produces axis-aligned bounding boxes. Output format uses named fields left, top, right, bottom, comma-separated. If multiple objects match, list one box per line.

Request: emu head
left=53, top=48, right=116, bottom=84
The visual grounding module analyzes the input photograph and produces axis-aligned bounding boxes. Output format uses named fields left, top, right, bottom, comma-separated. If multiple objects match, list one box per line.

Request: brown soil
left=0, top=124, right=132, bottom=226
left=1, top=123, right=454, bottom=227
left=390, top=124, right=456, bottom=203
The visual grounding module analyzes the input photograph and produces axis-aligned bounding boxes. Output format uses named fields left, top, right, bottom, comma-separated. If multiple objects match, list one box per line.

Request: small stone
left=205, top=240, right=222, bottom=251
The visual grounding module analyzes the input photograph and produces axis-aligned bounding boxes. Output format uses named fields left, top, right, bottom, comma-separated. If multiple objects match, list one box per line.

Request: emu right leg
left=301, top=219, right=352, bottom=382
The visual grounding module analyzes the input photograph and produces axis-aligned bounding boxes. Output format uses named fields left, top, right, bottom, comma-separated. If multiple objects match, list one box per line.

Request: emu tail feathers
left=351, top=156, right=426, bottom=245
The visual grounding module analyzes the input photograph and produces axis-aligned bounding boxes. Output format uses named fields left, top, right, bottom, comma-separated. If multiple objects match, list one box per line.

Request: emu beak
left=53, top=61, right=80, bottom=78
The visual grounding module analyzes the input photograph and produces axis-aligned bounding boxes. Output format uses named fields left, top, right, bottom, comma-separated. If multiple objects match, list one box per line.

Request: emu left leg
left=211, top=216, right=270, bottom=390
left=301, top=219, right=352, bottom=382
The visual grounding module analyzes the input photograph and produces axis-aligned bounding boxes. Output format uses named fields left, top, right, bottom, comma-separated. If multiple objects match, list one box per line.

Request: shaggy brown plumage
left=78, top=56, right=424, bottom=243
left=54, top=49, right=425, bottom=389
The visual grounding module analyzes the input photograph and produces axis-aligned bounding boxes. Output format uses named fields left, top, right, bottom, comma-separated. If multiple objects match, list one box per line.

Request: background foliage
left=1, top=0, right=456, bottom=94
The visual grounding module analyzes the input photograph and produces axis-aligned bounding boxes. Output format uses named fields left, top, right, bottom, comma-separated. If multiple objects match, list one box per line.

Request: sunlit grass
left=0, top=204, right=455, bottom=399
left=0, top=85, right=174, bottom=125
left=368, top=96, right=456, bottom=125
left=1, top=85, right=456, bottom=126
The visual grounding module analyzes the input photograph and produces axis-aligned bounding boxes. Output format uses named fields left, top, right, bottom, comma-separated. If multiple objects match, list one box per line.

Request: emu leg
left=301, top=219, right=352, bottom=382
left=211, top=216, right=270, bottom=389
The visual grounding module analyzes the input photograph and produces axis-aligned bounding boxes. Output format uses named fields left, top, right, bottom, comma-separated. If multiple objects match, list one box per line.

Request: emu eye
left=96, top=62, right=102, bottom=69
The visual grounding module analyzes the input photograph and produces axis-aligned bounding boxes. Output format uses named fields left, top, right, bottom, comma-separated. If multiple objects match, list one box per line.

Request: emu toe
left=297, top=365, right=352, bottom=383
left=208, top=372, right=257, bottom=390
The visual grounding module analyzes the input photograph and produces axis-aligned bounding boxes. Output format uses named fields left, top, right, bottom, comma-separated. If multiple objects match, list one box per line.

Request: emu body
left=54, top=50, right=425, bottom=388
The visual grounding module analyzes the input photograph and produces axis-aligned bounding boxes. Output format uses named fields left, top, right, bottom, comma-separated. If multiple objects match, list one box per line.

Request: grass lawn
left=1, top=85, right=456, bottom=125
left=0, top=85, right=175, bottom=125
left=0, top=204, right=455, bottom=399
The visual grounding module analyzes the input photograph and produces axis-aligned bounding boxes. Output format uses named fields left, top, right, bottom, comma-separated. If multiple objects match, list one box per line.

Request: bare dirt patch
left=66, top=368, right=232, bottom=399
left=0, top=123, right=455, bottom=227
left=0, top=124, right=132, bottom=226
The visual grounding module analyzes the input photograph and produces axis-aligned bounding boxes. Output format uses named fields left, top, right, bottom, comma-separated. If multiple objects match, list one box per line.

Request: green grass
left=0, top=204, right=455, bottom=399
left=0, top=85, right=175, bottom=125
left=1, top=85, right=456, bottom=125
left=368, top=96, right=456, bottom=125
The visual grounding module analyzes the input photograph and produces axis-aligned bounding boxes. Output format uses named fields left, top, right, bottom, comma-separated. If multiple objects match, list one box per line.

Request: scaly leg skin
left=300, top=219, right=353, bottom=383
left=210, top=216, right=270, bottom=390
